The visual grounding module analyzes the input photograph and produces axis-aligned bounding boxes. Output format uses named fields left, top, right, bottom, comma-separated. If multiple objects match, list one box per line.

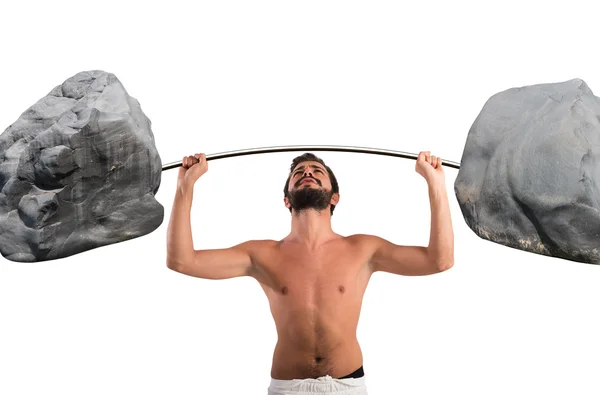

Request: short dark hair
left=283, top=153, right=339, bottom=215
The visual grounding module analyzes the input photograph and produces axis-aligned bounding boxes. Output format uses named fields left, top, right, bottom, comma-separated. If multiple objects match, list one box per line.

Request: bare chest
left=253, top=242, right=372, bottom=307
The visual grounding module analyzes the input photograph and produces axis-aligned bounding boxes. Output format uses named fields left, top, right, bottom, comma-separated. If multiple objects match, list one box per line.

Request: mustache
left=295, top=176, right=321, bottom=187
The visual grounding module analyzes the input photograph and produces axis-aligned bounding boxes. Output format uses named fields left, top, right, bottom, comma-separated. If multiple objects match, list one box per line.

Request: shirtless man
left=166, top=151, right=454, bottom=395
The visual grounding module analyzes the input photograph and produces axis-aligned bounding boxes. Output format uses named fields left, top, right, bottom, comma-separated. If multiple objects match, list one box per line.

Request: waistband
left=268, top=374, right=367, bottom=395
left=338, top=366, right=364, bottom=379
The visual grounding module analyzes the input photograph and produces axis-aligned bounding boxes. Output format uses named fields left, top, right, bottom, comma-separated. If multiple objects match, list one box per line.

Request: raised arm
left=368, top=151, right=454, bottom=276
left=165, top=153, right=254, bottom=280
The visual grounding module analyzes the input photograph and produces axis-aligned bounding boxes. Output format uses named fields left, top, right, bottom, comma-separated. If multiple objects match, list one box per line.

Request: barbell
left=1, top=70, right=598, bottom=265
left=161, top=145, right=462, bottom=171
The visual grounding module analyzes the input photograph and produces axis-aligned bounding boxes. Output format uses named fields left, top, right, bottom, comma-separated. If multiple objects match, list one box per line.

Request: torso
left=248, top=234, right=376, bottom=380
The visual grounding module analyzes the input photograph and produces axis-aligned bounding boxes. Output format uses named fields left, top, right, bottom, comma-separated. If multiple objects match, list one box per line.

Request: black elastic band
left=338, top=365, right=364, bottom=379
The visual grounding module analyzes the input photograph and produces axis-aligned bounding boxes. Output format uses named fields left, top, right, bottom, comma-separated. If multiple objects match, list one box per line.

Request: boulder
left=0, top=70, right=163, bottom=262
left=455, top=78, right=600, bottom=264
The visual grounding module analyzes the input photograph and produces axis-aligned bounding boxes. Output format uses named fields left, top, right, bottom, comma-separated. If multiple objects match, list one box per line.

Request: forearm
left=427, top=180, right=454, bottom=270
left=166, top=186, right=195, bottom=268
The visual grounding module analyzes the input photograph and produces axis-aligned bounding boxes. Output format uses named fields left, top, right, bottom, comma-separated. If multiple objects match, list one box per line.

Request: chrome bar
left=161, top=144, right=461, bottom=171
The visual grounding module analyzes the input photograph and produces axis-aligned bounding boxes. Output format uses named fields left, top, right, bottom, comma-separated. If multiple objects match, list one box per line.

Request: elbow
left=166, top=257, right=187, bottom=273
left=427, top=245, right=454, bottom=272
left=435, top=255, right=454, bottom=272
left=438, top=259, right=454, bottom=272
left=166, top=259, right=179, bottom=272
left=166, top=248, right=194, bottom=273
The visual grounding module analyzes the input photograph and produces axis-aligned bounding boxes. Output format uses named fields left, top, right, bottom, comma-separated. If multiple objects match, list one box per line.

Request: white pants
left=268, top=374, right=368, bottom=395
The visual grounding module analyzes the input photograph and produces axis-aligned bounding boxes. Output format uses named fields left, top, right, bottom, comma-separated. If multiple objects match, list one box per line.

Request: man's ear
left=284, top=196, right=291, bottom=209
left=330, top=193, right=340, bottom=206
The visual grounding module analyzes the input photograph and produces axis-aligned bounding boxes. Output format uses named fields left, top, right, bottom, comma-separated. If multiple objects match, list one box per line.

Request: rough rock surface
left=455, top=78, right=600, bottom=264
left=0, top=70, right=163, bottom=262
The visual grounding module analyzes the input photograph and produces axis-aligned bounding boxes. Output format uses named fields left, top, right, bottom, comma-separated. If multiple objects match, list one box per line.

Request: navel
left=338, top=285, right=345, bottom=293
left=281, top=286, right=288, bottom=295
left=315, top=356, right=324, bottom=363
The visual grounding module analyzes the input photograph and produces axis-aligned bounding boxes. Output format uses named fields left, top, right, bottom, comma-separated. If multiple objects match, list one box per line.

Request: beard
left=288, top=185, right=333, bottom=214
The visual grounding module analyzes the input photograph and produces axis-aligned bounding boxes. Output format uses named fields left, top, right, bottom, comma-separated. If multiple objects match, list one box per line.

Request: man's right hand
left=177, top=153, right=208, bottom=193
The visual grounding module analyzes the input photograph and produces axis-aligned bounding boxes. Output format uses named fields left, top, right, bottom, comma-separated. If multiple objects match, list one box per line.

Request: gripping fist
left=177, top=153, right=208, bottom=190
left=415, top=151, right=445, bottom=186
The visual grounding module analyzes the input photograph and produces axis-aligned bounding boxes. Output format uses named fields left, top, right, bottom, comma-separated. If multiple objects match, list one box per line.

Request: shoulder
left=343, top=234, right=387, bottom=250
left=341, top=234, right=390, bottom=273
left=234, top=239, right=279, bottom=254
left=345, top=233, right=385, bottom=243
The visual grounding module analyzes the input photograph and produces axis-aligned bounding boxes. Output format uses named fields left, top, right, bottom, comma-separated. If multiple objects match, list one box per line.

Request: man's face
left=286, top=161, right=337, bottom=213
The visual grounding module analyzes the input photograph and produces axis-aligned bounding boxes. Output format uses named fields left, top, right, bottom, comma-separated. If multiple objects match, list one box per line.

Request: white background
left=1, top=1, right=600, bottom=394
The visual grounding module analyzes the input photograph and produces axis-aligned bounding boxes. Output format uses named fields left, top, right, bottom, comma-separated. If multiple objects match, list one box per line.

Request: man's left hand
left=415, top=151, right=445, bottom=188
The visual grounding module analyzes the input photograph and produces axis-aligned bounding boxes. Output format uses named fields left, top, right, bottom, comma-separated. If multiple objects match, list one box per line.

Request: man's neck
left=286, top=209, right=337, bottom=249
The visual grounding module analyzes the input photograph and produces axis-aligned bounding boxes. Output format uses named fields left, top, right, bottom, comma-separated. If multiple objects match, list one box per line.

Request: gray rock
left=455, top=78, right=600, bottom=264
left=0, top=70, right=163, bottom=262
